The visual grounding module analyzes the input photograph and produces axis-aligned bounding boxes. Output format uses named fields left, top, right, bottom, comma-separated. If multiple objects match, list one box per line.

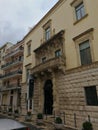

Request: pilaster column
left=52, top=72, right=60, bottom=115
left=0, top=92, right=2, bottom=105
left=8, top=91, right=11, bottom=106
left=33, top=76, right=43, bottom=113
left=38, top=77, right=43, bottom=112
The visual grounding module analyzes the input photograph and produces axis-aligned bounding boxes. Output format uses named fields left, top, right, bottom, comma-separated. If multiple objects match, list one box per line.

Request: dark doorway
left=44, top=80, right=53, bottom=115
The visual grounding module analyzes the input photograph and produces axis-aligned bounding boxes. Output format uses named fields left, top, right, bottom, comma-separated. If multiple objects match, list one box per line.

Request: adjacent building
left=21, top=0, right=98, bottom=130
left=0, top=41, right=24, bottom=113
left=0, top=42, right=13, bottom=105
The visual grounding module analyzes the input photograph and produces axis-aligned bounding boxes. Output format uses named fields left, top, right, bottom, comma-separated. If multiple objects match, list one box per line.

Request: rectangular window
left=55, top=49, right=61, bottom=57
left=19, top=56, right=22, bottom=61
left=85, top=86, right=98, bottom=106
left=45, top=27, right=50, bottom=41
left=7, top=81, right=10, bottom=87
left=79, top=40, right=92, bottom=65
left=75, top=2, right=85, bottom=20
left=11, top=90, right=13, bottom=94
left=42, top=57, right=46, bottom=63
left=17, top=79, right=20, bottom=86
left=26, top=69, right=29, bottom=81
left=27, top=44, right=31, bottom=55
left=3, top=81, right=6, bottom=86
left=3, top=48, right=5, bottom=52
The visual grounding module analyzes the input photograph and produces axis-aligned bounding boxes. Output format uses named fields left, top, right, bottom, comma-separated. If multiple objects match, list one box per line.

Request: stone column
left=38, top=76, right=44, bottom=113
left=52, top=72, right=60, bottom=115
left=33, top=76, right=42, bottom=113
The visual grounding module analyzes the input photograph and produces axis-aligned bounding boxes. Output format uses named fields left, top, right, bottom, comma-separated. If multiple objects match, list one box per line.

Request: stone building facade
left=21, top=0, right=98, bottom=130
left=0, top=42, right=13, bottom=106
left=0, top=41, right=24, bottom=113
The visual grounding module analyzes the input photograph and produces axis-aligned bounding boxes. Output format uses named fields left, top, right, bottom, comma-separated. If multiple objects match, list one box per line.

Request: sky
left=0, top=0, right=58, bottom=46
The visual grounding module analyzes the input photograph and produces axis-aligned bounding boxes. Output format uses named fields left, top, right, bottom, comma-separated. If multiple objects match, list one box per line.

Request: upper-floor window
left=84, top=86, right=98, bottom=106
left=55, top=49, right=61, bottom=57
left=2, top=56, right=4, bottom=60
left=11, top=56, right=14, bottom=62
left=45, top=27, right=51, bottom=41
left=27, top=44, right=31, bottom=56
left=7, top=81, right=10, bottom=87
left=3, top=48, right=5, bottom=52
left=43, top=19, right=52, bottom=42
left=19, top=56, right=22, bottom=61
left=17, top=79, right=20, bottom=86
left=26, top=40, right=32, bottom=56
left=75, top=2, right=85, bottom=20
left=79, top=40, right=92, bottom=65
left=73, top=28, right=94, bottom=66
left=42, top=57, right=46, bottom=63
left=70, top=0, right=88, bottom=24
left=3, top=81, right=6, bottom=86
left=11, top=90, right=14, bottom=94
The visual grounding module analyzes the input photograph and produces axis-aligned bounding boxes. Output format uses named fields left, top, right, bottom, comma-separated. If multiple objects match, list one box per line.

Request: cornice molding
left=23, top=0, right=65, bottom=40
left=73, top=28, right=94, bottom=41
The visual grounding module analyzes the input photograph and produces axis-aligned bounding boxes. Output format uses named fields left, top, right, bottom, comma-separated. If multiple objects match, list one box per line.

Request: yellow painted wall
left=22, top=0, right=98, bottom=82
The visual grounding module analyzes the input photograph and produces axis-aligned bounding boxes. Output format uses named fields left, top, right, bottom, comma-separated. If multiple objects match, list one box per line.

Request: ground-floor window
left=84, top=86, right=98, bottom=106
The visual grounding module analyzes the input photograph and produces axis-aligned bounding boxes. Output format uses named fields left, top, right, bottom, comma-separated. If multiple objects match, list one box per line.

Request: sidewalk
left=0, top=113, right=78, bottom=130
left=16, top=115, right=77, bottom=130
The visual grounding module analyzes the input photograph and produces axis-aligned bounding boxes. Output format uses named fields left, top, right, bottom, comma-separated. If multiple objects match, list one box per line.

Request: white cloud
left=0, top=0, right=58, bottom=46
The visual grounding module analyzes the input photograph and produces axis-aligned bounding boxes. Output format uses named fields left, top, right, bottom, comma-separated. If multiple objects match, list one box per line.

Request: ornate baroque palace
left=1, top=0, right=98, bottom=130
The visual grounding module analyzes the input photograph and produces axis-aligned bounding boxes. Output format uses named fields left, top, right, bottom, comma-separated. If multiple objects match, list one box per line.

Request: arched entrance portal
left=44, top=80, right=53, bottom=115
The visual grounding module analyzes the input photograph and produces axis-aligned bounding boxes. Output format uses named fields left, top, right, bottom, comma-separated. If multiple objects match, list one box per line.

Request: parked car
left=0, top=118, right=29, bottom=130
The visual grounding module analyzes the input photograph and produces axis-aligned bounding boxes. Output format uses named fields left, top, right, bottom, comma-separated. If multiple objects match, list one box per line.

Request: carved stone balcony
left=34, top=30, right=64, bottom=53
left=4, top=47, right=23, bottom=59
left=31, top=56, right=66, bottom=74
left=1, top=58, right=23, bottom=70
left=0, top=70, right=22, bottom=80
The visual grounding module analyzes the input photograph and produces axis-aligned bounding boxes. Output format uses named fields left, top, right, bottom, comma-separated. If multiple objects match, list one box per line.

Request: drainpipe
left=27, top=77, right=30, bottom=112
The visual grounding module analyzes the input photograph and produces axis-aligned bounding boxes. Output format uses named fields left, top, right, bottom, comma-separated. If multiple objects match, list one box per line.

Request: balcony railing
left=0, top=70, right=22, bottom=79
left=4, top=47, right=23, bottom=59
left=1, top=58, right=23, bottom=70
left=0, top=84, right=21, bottom=91
left=32, top=56, right=66, bottom=74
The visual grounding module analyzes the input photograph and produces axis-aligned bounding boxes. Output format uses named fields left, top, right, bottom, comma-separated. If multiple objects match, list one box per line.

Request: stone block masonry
left=56, top=62, right=98, bottom=130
